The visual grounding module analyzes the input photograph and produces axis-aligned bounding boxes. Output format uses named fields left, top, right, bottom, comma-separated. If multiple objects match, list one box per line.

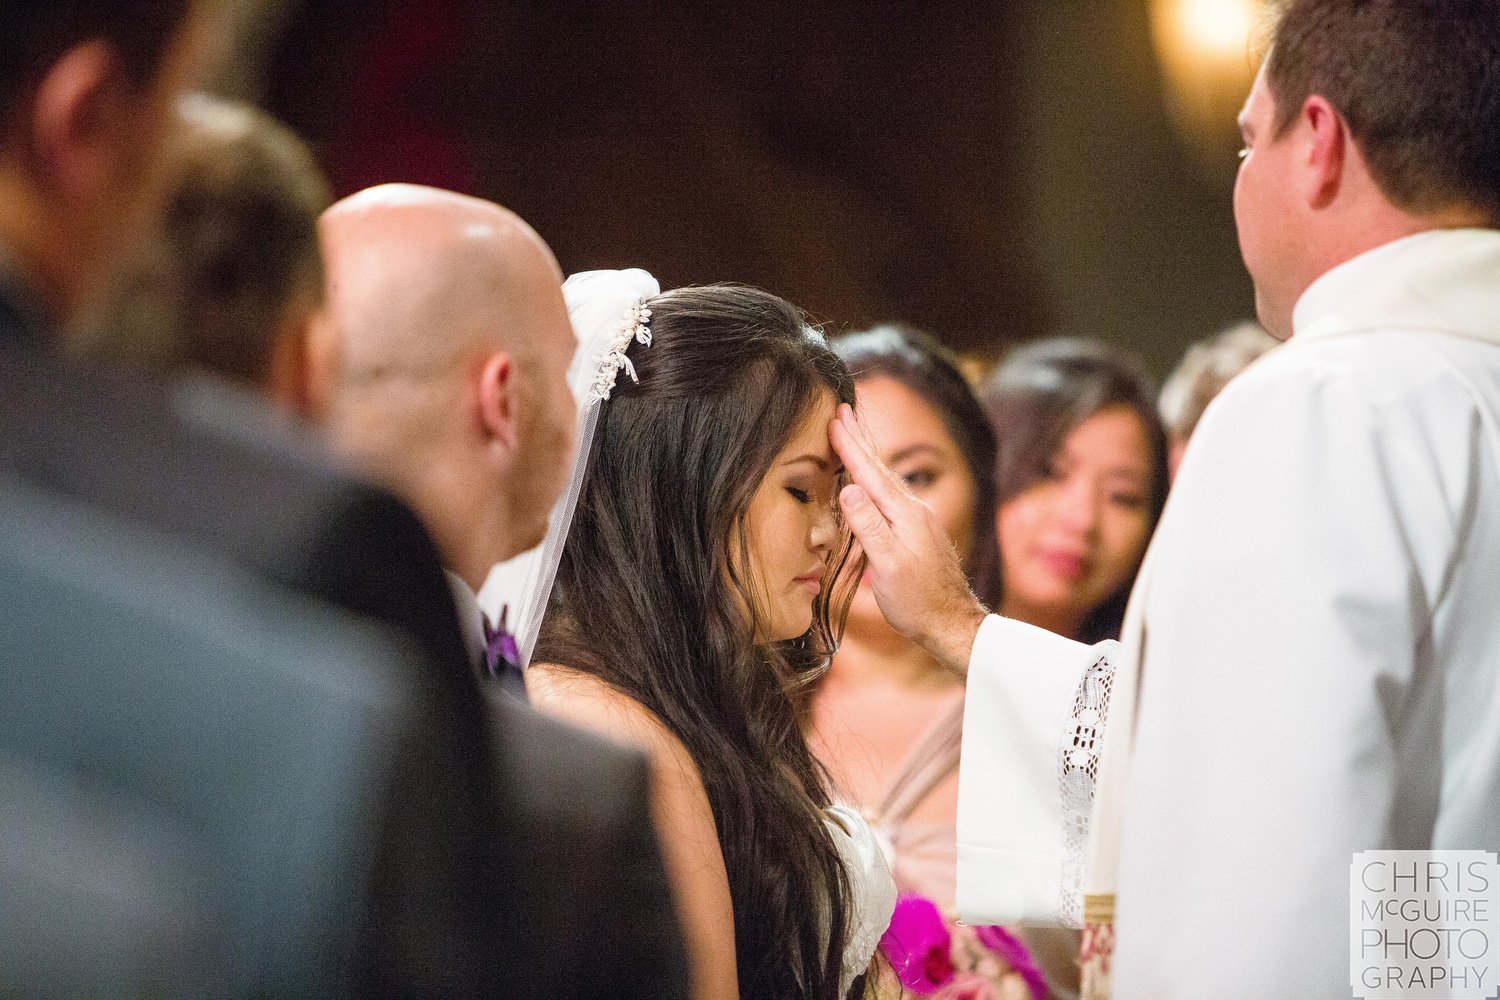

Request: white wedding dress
left=826, top=804, right=897, bottom=996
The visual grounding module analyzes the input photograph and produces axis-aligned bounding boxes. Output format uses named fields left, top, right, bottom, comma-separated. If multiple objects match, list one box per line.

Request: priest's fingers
left=839, top=483, right=898, bottom=562
left=829, top=405, right=914, bottom=518
left=830, top=406, right=986, bottom=676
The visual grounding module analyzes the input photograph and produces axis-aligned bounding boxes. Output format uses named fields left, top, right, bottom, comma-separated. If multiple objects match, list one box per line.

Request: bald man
left=314, top=183, right=575, bottom=591
left=313, top=184, right=688, bottom=999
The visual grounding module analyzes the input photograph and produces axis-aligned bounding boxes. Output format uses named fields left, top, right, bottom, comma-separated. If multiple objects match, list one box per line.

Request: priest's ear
left=1298, top=95, right=1349, bottom=212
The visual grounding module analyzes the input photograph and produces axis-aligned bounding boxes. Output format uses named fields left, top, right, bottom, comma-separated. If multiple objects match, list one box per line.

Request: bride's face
left=740, top=392, right=843, bottom=643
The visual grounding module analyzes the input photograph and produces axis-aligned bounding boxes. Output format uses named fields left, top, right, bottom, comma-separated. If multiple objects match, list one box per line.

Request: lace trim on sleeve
left=1057, top=643, right=1118, bottom=927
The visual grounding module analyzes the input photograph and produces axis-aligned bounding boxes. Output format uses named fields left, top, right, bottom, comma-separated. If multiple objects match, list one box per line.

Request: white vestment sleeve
left=957, top=615, right=1118, bottom=928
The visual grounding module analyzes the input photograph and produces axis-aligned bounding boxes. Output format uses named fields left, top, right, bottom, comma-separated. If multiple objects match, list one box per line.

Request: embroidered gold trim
left=1083, top=892, right=1116, bottom=925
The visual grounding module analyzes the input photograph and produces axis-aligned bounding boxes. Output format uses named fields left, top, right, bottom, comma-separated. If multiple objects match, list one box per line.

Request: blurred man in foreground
left=0, top=6, right=688, bottom=996
left=0, top=5, right=508, bottom=992
left=73, top=92, right=332, bottom=408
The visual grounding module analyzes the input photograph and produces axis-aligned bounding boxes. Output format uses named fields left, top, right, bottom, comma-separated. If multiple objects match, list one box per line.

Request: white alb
left=957, top=228, right=1500, bottom=1000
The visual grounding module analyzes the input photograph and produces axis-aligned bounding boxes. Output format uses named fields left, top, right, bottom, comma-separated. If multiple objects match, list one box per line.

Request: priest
left=831, top=3, right=1500, bottom=997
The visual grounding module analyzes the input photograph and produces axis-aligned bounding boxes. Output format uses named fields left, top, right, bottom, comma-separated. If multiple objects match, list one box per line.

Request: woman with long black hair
left=520, top=270, right=894, bottom=1000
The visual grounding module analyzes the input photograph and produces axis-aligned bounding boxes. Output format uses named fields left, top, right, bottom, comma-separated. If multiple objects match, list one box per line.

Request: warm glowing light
left=1150, top=0, right=1270, bottom=176
left=1168, top=0, right=1261, bottom=63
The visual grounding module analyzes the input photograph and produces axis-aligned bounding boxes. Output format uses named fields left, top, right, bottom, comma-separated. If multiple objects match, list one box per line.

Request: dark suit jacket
left=0, top=479, right=427, bottom=996
left=0, top=336, right=494, bottom=996
left=495, top=695, right=687, bottom=999
left=0, top=297, right=687, bottom=997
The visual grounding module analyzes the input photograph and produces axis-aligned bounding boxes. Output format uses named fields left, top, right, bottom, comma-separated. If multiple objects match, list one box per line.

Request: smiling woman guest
left=978, top=337, right=1170, bottom=644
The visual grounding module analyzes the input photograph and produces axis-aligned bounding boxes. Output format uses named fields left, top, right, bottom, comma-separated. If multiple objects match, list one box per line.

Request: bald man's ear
left=477, top=351, right=519, bottom=452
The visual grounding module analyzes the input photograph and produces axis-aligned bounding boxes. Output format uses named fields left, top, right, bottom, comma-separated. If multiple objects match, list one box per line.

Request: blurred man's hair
left=1268, top=0, right=1500, bottom=220
left=1158, top=321, right=1277, bottom=447
left=0, top=1, right=191, bottom=118
left=78, top=94, right=332, bottom=385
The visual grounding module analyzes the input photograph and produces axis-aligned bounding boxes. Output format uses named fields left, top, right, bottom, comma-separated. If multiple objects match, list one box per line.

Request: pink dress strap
left=871, top=693, right=966, bottom=826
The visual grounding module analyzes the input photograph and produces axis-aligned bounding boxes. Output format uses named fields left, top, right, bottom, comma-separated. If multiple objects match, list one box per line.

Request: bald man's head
left=314, top=184, right=577, bottom=589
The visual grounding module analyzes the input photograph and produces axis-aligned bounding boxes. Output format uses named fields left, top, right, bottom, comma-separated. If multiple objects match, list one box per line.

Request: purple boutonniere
left=483, top=604, right=522, bottom=677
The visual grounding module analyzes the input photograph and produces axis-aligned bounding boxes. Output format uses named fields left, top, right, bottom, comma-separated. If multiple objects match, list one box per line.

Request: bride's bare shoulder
left=528, top=664, right=736, bottom=997
left=526, top=661, right=694, bottom=771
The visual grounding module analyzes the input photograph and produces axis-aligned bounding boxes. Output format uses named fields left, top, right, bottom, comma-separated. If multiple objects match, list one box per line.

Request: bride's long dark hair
left=535, top=284, right=862, bottom=999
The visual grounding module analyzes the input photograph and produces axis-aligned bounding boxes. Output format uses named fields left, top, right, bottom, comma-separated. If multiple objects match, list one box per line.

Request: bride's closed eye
left=787, top=468, right=842, bottom=506
left=900, top=466, right=939, bottom=489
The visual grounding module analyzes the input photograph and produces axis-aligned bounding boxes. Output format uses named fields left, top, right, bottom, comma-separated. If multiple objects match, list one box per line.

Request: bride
left=516, top=270, right=895, bottom=999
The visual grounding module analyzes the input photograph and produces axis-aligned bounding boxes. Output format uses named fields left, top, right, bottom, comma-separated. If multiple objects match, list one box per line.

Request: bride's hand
left=829, top=403, right=987, bottom=676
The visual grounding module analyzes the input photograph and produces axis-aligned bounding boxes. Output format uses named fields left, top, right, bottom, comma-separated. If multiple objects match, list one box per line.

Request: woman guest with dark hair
left=526, top=274, right=895, bottom=1000
left=978, top=338, right=1170, bottom=645
left=809, top=325, right=1053, bottom=1000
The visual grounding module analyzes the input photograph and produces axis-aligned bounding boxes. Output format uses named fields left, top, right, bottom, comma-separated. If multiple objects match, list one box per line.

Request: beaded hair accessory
left=477, top=268, right=661, bottom=669
left=586, top=300, right=653, bottom=404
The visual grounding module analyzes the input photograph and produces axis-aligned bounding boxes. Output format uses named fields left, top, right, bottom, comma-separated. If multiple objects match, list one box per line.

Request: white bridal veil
left=478, top=268, right=661, bottom=665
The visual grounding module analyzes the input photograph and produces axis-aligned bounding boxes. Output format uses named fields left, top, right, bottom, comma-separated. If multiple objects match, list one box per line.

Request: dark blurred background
left=220, top=0, right=1268, bottom=376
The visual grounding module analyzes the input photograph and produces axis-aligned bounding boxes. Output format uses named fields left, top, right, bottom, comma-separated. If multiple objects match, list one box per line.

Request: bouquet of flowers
left=878, top=895, right=1050, bottom=1000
